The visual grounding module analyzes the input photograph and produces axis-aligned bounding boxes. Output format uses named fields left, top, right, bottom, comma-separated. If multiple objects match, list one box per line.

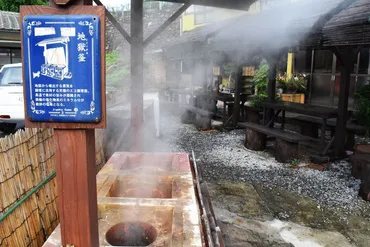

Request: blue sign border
left=22, top=15, right=101, bottom=123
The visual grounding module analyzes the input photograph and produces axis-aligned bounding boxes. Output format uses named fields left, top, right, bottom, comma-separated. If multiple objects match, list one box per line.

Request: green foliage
left=278, top=74, right=307, bottom=94
left=250, top=93, right=267, bottom=108
left=253, top=63, right=269, bottom=94
left=106, top=51, right=119, bottom=67
left=249, top=63, right=269, bottom=108
left=0, top=0, right=47, bottom=12
left=354, top=85, right=370, bottom=133
left=106, top=66, right=129, bottom=88
left=290, top=159, right=300, bottom=167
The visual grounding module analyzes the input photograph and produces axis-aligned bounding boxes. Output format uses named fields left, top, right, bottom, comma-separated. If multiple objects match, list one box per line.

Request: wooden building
left=0, top=11, right=21, bottom=67
left=161, top=0, right=370, bottom=156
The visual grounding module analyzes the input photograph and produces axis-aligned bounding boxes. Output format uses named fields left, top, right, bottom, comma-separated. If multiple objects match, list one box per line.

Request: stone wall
left=107, top=3, right=182, bottom=54
left=106, top=3, right=182, bottom=88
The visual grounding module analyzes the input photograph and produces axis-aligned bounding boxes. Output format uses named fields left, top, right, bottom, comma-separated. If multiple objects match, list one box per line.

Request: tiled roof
left=0, top=11, right=20, bottom=31
left=163, top=0, right=355, bottom=56
left=323, top=0, right=370, bottom=46
left=212, top=0, right=347, bottom=51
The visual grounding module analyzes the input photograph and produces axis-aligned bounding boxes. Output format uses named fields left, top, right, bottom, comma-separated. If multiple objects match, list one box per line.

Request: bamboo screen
left=0, top=128, right=105, bottom=246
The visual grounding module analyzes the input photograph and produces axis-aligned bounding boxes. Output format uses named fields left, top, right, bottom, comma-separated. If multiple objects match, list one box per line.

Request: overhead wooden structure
left=323, top=0, right=370, bottom=46
left=209, top=0, right=353, bottom=51
left=90, top=0, right=259, bottom=150
left=162, top=0, right=354, bottom=59
left=162, top=0, right=370, bottom=157
left=154, top=0, right=255, bottom=10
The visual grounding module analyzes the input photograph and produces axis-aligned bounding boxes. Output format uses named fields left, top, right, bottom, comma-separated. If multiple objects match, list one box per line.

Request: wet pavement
left=151, top=112, right=370, bottom=246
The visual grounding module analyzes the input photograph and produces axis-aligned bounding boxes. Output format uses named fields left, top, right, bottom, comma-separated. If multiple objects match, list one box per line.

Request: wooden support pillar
left=308, top=49, right=315, bottom=103
left=333, top=47, right=358, bottom=157
left=47, top=1, right=100, bottom=246
left=131, top=0, right=144, bottom=150
left=264, top=57, right=277, bottom=125
left=232, top=65, right=243, bottom=126
left=55, top=129, right=99, bottom=246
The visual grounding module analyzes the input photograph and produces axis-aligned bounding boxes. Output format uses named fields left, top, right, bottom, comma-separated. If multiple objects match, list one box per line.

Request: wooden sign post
left=20, top=0, right=106, bottom=246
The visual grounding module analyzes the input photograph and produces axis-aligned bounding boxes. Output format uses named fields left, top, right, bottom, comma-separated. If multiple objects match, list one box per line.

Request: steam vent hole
left=106, top=222, right=157, bottom=246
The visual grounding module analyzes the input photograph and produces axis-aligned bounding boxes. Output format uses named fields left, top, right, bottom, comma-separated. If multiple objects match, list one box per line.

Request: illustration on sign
left=22, top=15, right=101, bottom=123
left=37, top=37, right=72, bottom=80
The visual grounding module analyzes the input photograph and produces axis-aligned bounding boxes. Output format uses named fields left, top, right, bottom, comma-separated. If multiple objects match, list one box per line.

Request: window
left=11, top=49, right=21, bottom=64
left=358, top=48, right=370, bottom=75
left=0, top=66, right=23, bottom=86
left=314, top=50, right=333, bottom=73
left=0, top=48, right=21, bottom=68
left=295, top=50, right=312, bottom=73
left=0, top=48, right=11, bottom=68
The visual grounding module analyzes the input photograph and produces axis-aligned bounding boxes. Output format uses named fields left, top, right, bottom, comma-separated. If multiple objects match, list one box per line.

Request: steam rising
left=105, top=0, right=348, bottom=156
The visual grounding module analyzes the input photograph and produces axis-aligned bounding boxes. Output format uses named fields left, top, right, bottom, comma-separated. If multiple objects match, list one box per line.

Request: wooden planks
left=260, top=101, right=338, bottom=119
left=54, top=129, right=99, bottom=246
left=239, top=122, right=306, bottom=143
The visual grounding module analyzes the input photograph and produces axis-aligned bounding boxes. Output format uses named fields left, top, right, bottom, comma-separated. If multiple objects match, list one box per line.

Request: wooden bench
left=181, top=105, right=214, bottom=130
left=239, top=122, right=310, bottom=163
left=291, top=115, right=365, bottom=150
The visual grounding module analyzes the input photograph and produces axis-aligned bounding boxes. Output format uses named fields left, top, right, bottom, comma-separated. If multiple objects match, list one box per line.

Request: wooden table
left=260, top=101, right=338, bottom=154
left=213, top=93, right=249, bottom=125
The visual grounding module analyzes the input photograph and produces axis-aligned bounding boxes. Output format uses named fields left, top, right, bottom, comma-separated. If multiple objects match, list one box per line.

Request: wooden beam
left=131, top=0, right=144, bottom=151
left=49, top=0, right=92, bottom=7
left=54, top=129, right=99, bottom=246
left=93, top=0, right=131, bottom=44
left=308, top=49, right=315, bottom=103
left=144, top=3, right=190, bottom=47
left=332, top=46, right=359, bottom=156
left=264, top=56, right=277, bottom=126
left=232, top=64, right=243, bottom=126
left=46, top=1, right=100, bottom=246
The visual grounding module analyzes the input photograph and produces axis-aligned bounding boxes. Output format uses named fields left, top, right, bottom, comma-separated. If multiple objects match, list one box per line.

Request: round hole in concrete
left=124, top=188, right=164, bottom=198
left=106, top=222, right=157, bottom=246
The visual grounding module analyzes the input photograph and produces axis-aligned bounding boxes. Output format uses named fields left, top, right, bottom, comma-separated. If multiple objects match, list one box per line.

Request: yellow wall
left=182, top=14, right=203, bottom=32
left=182, top=7, right=247, bottom=32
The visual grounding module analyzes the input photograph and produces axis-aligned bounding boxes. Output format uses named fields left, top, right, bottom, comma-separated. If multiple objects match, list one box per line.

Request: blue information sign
left=22, top=15, right=101, bottom=123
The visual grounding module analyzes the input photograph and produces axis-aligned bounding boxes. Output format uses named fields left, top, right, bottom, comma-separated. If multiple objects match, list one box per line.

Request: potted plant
left=244, top=63, right=269, bottom=123
left=278, top=73, right=307, bottom=104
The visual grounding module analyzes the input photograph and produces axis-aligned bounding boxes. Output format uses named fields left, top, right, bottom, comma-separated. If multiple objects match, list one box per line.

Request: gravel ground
left=158, top=113, right=370, bottom=215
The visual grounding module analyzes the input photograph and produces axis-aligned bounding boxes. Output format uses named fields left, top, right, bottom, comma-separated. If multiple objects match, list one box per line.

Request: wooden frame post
left=131, top=0, right=144, bottom=150
left=232, top=64, right=243, bottom=126
left=264, top=56, right=277, bottom=126
left=54, top=129, right=99, bottom=246
left=20, top=1, right=105, bottom=246
left=332, top=47, right=358, bottom=157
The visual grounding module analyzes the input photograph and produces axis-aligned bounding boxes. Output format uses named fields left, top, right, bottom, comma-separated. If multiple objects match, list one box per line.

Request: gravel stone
left=158, top=113, right=370, bottom=213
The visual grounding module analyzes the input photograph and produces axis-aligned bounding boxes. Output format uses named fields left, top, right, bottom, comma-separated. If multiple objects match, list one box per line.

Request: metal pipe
left=0, top=171, right=56, bottom=223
